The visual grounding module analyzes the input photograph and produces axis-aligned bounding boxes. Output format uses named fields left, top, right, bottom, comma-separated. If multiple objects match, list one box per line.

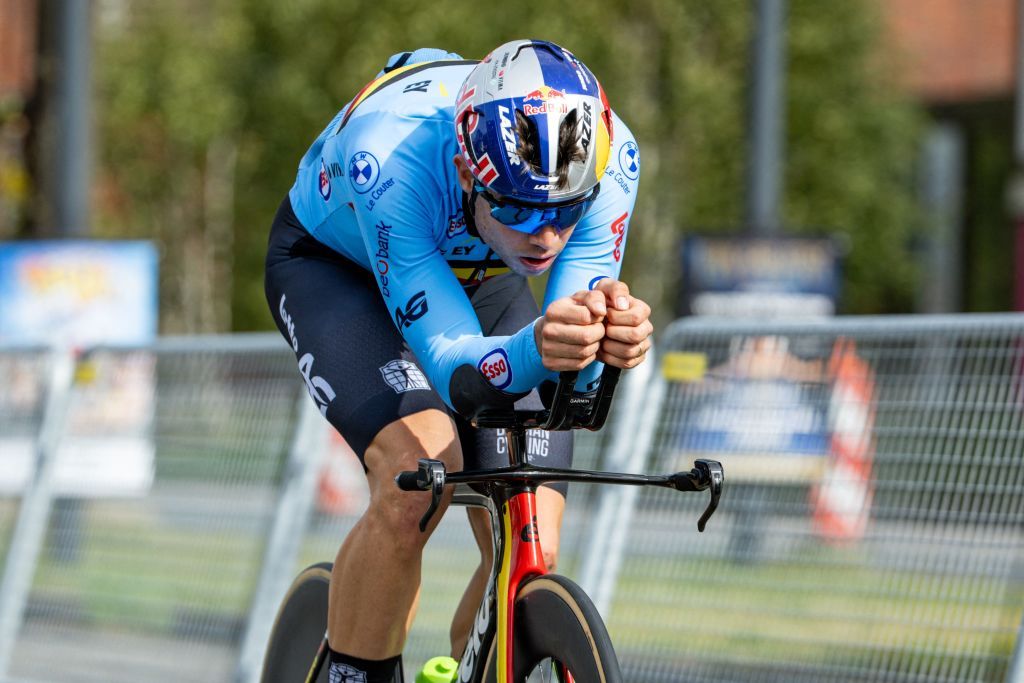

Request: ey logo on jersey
left=478, top=348, right=512, bottom=389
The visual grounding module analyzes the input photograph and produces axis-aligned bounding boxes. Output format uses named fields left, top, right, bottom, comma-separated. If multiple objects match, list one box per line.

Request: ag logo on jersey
left=394, top=291, right=428, bottom=329
left=349, top=151, right=380, bottom=194
left=619, top=141, right=640, bottom=181
left=478, top=348, right=512, bottom=389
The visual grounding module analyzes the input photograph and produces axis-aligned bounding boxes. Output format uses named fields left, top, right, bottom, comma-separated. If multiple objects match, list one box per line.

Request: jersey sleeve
left=543, top=113, right=641, bottom=390
left=344, top=126, right=549, bottom=409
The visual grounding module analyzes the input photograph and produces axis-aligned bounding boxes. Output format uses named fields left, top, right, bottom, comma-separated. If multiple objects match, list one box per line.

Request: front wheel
left=483, top=574, right=622, bottom=682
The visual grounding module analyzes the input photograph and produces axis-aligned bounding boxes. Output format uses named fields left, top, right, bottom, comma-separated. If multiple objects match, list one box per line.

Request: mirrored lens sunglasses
left=472, top=183, right=601, bottom=234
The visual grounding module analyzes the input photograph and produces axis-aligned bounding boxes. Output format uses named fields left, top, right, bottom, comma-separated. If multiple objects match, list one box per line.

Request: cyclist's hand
left=592, top=279, right=653, bottom=369
left=534, top=290, right=607, bottom=371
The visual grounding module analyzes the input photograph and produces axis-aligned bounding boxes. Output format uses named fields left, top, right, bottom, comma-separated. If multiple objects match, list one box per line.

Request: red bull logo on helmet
left=523, top=86, right=565, bottom=102
left=522, top=86, right=569, bottom=116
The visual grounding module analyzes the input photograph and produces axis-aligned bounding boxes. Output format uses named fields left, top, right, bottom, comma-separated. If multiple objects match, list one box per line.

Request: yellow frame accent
left=494, top=502, right=514, bottom=683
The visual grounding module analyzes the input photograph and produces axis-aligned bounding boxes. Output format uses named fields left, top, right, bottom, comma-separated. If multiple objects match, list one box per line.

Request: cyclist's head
left=455, top=40, right=613, bottom=234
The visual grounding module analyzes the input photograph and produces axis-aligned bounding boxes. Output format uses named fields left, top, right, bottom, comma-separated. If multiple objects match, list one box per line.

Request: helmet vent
left=512, top=107, right=584, bottom=191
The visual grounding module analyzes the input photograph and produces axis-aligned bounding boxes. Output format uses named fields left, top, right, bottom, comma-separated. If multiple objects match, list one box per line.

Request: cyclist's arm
left=543, top=114, right=641, bottom=389
left=354, top=173, right=548, bottom=410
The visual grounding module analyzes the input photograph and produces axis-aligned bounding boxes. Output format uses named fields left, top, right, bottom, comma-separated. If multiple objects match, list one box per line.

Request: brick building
left=884, top=0, right=1015, bottom=103
left=0, top=0, right=37, bottom=101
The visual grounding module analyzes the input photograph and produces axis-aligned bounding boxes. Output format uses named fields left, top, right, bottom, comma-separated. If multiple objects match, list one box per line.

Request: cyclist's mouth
left=519, top=254, right=555, bottom=271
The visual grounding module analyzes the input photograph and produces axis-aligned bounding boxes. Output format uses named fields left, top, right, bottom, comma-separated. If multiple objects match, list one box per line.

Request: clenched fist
left=534, top=278, right=653, bottom=372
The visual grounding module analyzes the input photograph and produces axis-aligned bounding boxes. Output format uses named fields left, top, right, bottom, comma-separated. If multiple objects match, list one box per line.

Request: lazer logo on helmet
left=580, top=101, right=594, bottom=155
left=498, top=106, right=521, bottom=166
left=478, top=348, right=512, bottom=389
left=394, top=290, right=428, bottom=329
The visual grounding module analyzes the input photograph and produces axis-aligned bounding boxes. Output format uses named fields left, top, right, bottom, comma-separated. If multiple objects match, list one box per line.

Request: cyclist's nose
left=529, top=225, right=562, bottom=249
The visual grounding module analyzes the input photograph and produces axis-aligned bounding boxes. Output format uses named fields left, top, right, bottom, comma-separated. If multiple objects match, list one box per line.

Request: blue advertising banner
left=0, top=240, right=158, bottom=346
left=0, top=240, right=159, bottom=497
left=680, top=235, right=841, bottom=318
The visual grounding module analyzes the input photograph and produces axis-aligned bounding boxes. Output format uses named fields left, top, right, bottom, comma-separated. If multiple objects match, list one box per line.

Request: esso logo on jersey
left=478, top=349, right=512, bottom=389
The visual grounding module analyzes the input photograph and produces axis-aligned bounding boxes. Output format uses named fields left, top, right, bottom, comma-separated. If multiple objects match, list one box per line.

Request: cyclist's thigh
left=265, top=197, right=450, bottom=463
left=458, top=273, right=573, bottom=497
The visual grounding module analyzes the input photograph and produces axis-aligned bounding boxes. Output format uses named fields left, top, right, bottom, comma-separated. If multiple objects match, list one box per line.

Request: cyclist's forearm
left=420, top=322, right=548, bottom=408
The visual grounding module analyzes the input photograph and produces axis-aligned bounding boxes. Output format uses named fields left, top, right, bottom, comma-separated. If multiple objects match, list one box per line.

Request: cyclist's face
left=472, top=193, right=575, bottom=276
left=454, top=156, right=576, bottom=277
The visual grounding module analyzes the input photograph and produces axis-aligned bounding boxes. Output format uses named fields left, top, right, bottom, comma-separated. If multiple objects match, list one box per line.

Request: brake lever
left=669, top=459, right=724, bottom=532
left=396, top=458, right=448, bottom=532
left=694, top=459, right=724, bottom=532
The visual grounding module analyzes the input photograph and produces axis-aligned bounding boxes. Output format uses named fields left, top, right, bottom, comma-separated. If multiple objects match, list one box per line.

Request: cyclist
left=264, top=39, right=649, bottom=683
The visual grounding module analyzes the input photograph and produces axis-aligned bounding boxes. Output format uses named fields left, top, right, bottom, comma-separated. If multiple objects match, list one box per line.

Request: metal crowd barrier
left=599, top=313, right=1024, bottom=683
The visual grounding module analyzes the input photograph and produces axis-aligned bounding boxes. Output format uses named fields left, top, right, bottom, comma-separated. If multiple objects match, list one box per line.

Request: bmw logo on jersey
left=349, top=151, right=381, bottom=194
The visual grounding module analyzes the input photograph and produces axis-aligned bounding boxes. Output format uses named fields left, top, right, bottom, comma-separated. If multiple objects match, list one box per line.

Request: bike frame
left=451, top=429, right=566, bottom=683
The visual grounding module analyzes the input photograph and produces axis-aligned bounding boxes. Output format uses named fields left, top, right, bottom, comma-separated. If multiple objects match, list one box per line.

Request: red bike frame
left=494, top=491, right=544, bottom=682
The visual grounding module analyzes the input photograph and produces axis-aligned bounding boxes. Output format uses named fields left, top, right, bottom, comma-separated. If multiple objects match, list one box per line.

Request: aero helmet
left=455, top=40, right=613, bottom=210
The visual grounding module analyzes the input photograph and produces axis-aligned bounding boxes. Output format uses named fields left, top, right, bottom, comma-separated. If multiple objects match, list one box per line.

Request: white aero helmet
left=455, top=40, right=613, bottom=214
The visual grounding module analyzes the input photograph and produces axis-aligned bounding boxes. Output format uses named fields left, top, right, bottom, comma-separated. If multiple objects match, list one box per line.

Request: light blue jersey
left=288, top=52, right=641, bottom=408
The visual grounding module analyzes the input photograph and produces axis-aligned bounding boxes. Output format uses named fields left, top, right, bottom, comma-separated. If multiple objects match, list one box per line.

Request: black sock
left=327, top=648, right=402, bottom=683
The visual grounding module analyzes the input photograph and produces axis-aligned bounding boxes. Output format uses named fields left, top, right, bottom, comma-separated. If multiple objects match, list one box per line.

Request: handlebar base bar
left=396, top=457, right=724, bottom=532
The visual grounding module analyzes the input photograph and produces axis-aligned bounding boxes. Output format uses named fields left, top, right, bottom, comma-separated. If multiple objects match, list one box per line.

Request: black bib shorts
left=264, top=197, right=572, bottom=495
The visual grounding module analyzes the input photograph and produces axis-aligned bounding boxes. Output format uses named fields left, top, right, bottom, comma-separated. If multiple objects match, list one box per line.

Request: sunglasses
left=472, top=182, right=600, bottom=234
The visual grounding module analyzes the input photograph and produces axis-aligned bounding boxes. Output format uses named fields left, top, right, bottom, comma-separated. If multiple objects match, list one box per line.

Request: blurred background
left=1, top=2, right=1024, bottom=683
left=0, top=0, right=1020, bottom=332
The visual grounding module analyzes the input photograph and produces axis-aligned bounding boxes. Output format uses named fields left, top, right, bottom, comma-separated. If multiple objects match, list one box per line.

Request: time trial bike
left=260, top=365, right=724, bottom=682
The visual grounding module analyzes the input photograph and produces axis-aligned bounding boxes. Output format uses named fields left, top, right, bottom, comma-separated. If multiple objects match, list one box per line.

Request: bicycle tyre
left=482, top=574, right=622, bottom=682
left=260, top=561, right=333, bottom=683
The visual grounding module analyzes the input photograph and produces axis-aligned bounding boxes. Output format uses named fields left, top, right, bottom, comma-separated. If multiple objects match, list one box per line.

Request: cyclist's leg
left=329, top=408, right=463, bottom=657
left=265, top=197, right=460, bottom=676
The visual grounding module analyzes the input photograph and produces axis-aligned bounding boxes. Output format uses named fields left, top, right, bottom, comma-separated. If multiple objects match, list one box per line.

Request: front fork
left=495, top=490, right=547, bottom=683
left=451, top=484, right=556, bottom=683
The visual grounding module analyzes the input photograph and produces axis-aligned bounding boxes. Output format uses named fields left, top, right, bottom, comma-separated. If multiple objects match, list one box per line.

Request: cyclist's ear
left=452, top=155, right=474, bottom=193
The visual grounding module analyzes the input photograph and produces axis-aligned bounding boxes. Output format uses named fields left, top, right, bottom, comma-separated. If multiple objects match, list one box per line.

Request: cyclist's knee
left=362, top=410, right=462, bottom=547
